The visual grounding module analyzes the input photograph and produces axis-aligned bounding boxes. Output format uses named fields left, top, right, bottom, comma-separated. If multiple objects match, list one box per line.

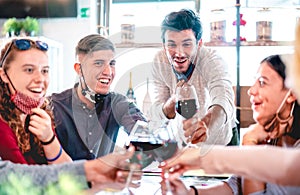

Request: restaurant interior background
left=0, top=0, right=299, bottom=128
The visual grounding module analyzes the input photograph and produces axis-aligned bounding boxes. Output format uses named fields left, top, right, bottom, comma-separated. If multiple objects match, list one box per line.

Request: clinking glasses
left=0, top=39, right=49, bottom=67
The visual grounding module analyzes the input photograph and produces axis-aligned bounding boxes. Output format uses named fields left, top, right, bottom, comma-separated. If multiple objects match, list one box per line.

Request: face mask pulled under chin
left=81, top=82, right=97, bottom=104
left=11, top=91, right=45, bottom=115
left=264, top=90, right=295, bottom=138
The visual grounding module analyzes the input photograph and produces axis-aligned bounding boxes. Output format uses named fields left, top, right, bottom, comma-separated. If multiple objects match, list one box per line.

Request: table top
left=97, top=172, right=229, bottom=195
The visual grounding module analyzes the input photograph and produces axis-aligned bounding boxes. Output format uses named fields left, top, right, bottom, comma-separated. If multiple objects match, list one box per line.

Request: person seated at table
left=0, top=145, right=142, bottom=193
left=160, top=54, right=300, bottom=195
left=0, top=38, right=71, bottom=164
left=50, top=34, right=147, bottom=160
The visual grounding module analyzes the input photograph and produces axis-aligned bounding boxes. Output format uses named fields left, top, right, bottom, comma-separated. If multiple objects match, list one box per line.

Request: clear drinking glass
left=123, top=121, right=178, bottom=194
left=175, top=84, right=199, bottom=119
left=175, top=84, right=200, bottom=148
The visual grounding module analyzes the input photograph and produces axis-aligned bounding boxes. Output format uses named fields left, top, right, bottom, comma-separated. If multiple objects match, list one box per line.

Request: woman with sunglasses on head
left=0, top=38, right=72, bottom=165
left=160, top=54, right=300, bottom=195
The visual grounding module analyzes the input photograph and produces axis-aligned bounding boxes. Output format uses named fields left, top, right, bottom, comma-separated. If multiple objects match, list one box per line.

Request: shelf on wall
left=115, top=41, right=294, bottom=48
left=204, top=41, right=294, bottom=47
left=115, top=42, right=162, bottom=48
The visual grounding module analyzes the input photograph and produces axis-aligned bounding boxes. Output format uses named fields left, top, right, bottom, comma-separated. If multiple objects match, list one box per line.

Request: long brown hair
left=0, top=40, right=54, bottom=155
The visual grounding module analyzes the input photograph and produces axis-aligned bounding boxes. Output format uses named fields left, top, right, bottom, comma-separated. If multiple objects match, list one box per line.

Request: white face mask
left=264, top=89, right=295, bottom=138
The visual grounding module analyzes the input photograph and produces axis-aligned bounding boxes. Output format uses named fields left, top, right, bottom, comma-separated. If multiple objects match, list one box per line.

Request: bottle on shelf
left=142, top=78, right=152, bottom=119
left=126, top=72, right=137, bottom=104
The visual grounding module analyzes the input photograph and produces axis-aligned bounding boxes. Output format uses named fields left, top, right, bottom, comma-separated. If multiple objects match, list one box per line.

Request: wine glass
left=175, top=84, right=199, bottom=119
left=175, top=84, right=200, bottom=147
left=127, top=120, right=178, bottom=167
left=123, top=120, right=178, bottom=194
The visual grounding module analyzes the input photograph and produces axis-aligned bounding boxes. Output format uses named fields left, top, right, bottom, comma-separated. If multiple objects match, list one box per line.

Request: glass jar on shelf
left=121, top=14, right=135, bottom=44
left=209, top=9, right=227, bottom=42
left=256, top=8, right=273, bottom=41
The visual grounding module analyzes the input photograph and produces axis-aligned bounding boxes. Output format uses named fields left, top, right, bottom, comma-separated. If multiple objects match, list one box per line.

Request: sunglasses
left=0, top=39, right=49, bottom=67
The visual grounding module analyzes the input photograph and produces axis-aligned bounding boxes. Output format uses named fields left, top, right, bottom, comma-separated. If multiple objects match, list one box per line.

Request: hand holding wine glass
left=175, top=83, right=202, bottom=146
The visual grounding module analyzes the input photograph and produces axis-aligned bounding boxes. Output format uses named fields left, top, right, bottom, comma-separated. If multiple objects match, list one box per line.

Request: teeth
left=99, top=79, right=109, bottom=84
left=174, top=59, right=187, bottom=63
left=30, top=88, right=42, bottom=93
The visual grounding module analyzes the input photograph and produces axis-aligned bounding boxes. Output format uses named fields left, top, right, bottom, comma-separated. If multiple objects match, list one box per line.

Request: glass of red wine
left=175, top=84, right=200, bottom=147
left=175, top=83, right=199, bottom=119
left=123, top=121, right=178, bottom=194
left=126, top=120, right=178, bottom=168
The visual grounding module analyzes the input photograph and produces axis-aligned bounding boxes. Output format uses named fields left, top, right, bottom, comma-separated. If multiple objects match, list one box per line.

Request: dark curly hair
left=161, top=9, right=203, bottom=43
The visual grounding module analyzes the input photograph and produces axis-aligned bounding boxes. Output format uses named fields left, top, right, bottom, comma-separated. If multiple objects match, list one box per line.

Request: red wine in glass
left=176, top=99, right=197, bottom=119
left=175, top=84, right=199, bottom=119
left=129, top=141, right=178, bottom=167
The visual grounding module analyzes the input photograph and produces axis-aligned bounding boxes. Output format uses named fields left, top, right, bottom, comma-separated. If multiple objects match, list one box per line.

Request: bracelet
left=46, top=145, right=62, bottom=162
left=190, top=185, right=198, bottom=195
left=41, top=134, right=56, bottom=145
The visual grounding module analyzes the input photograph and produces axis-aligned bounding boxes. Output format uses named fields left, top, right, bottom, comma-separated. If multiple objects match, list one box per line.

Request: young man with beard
left=50, top=34, right=147, bottom=160
left=150, top=9, right=238, bottom=146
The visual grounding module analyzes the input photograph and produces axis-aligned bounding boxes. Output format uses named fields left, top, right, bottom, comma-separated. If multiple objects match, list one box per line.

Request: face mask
left=264, top=90, right=295, bottom=138
left=4, top=70, right=45, bottom=115
left=11, top=91, right=45, bottom=115
left=81, top=80, right=96, bottom=104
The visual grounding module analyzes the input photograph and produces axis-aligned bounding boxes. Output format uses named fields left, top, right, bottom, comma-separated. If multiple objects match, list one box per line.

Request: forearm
left=197, top=182, right=233, bottom=195
left=242, top=178, right=266, bottom=195
left=201, top=145, right=300, bottom=186
left=43, top=138, right=72, bottom=164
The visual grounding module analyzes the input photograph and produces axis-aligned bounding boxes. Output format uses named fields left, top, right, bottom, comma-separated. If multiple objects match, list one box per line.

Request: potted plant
left=2, top=17, right=22, bottom=37
left=22, top=16, right=40, bottom=36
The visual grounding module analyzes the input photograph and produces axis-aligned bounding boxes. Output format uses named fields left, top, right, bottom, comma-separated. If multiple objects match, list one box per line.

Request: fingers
left=27, top=108, right=53, bottom=141
left=183, top=117, right=207, bottom=144
left=191, top=132, right=207, bottom=144
left=123, top=145, right=135, bottom=160
left=163, top=95, right=177, bottom=119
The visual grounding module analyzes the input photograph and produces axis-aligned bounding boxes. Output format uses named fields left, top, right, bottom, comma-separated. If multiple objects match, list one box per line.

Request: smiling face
left=163, top=29, right=199, bottom=73
left=77, top=49, right=115, bottom=95
left=248, top=62, right=290, bottom=125
left=0, top=48, right=49, bottom=99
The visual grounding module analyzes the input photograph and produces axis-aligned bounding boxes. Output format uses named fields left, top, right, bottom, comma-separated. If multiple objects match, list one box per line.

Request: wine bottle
left=126, top=72, right=137, bottom=104
left=142, top=78, right=152, bottom=118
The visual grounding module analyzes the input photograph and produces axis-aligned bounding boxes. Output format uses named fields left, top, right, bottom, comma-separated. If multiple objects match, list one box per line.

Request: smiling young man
left=50, top=34, right=147, bottom=160
left=150, top=9, right=238, bottom=146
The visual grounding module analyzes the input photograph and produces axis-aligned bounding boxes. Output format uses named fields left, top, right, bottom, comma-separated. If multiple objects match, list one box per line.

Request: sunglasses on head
left=0, top=39, right=49, bottom=67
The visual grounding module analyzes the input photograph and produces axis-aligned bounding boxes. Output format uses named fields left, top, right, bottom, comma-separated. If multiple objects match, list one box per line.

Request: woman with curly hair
left=0, top=38, right=71, bottom=164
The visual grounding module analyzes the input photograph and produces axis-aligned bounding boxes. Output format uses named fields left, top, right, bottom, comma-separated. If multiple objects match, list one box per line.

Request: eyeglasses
left=0, top=39, right=49, bottom=67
